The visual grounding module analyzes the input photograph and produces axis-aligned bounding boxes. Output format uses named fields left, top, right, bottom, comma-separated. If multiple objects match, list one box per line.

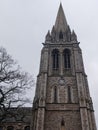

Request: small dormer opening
left=59, top=31, right=63, bottom=40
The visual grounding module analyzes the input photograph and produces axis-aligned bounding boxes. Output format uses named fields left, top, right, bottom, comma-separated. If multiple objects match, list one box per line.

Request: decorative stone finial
left=45, top=30, right=51, bottom=42
left=71, top=30, right=78, bottom=42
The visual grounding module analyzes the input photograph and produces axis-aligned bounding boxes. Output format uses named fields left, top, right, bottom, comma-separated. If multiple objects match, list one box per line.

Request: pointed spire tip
left=54, top=2, right=68, bottom=32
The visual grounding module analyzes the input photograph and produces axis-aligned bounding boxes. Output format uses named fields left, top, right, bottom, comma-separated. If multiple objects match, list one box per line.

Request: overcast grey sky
left=0, top=0, right=98, bottom=126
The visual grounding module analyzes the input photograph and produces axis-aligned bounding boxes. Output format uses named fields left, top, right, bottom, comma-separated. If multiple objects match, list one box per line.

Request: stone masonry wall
left=44, top=110, right=82, bottom=130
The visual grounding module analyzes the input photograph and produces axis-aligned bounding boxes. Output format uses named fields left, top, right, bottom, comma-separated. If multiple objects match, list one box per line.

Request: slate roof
left=0, top=107, right=32, bottom=123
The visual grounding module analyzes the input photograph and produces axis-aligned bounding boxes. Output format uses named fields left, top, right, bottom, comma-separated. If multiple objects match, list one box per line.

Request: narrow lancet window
left=54, top=86, right=57, bottom=103
left=61, top=119, right=65, bottom=130
left=63, top=49, right=71, bottom=69
left=52, top=49, right=59, bottom=69
left=68, top=86, right=71, bottom=103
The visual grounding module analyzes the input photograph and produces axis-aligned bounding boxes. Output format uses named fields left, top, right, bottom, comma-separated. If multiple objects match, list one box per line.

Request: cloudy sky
left=0, top=0, right=98, bottom=126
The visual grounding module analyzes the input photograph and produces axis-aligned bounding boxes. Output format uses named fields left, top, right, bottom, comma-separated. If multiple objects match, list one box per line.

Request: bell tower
left=32, top=3, right=97, bottom=130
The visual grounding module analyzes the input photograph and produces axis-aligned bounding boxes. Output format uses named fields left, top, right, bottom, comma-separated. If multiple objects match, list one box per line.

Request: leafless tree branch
left=0, top=47, right=34, bottom=123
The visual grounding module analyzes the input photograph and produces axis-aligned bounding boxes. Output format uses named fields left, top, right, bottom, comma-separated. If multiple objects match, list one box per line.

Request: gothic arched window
left=54, top=86, right=57, bottom=103
left=63, top=49, right=71, bottom=69
left=24, top=126, right=30, bottom=130
left=68, top=86, right=71, bottom=103
left=59, top=31, right=63, bottom=40
left=7, top=126, right=14, bottom=130
left=52, top=49, right=59, bottom=69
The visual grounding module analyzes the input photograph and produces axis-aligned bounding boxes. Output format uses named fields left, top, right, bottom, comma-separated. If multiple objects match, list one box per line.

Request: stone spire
left=54, top=3, right=68, bottom=32
left=32, top=3, right=97, bottom=130
left=45, top=3, right=78, bottom=43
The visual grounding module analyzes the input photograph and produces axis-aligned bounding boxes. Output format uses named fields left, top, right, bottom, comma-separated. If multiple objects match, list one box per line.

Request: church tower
left=32, top=3, right=97, bottom=130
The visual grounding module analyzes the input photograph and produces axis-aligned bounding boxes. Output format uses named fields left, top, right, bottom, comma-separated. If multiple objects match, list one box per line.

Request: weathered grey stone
left=1, top=3, right=97, bottom=130
left=32, top=3, right=97, bottom=130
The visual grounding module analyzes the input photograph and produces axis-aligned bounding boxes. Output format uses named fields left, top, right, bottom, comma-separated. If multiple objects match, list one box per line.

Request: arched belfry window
left=52, top=49, right=59, bottom=69
left=63, top=49, right=71, bottom=69
left=7, top=126, right=14, bottom=130
left=59, top=31, right=63, bottom=40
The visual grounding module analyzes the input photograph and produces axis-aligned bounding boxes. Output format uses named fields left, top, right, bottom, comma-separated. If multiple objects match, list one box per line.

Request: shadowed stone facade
left=0, top=3, right=97, bottom=130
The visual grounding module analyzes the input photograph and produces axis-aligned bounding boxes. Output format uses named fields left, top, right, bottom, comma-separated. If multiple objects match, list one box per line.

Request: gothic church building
left=32, top=3, right=97, bottom=130
left=0, top=3, right=97, bottom=130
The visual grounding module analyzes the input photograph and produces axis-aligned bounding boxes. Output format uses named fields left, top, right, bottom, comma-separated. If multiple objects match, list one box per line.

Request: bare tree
left=0, top=47, right=34, bottom=122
